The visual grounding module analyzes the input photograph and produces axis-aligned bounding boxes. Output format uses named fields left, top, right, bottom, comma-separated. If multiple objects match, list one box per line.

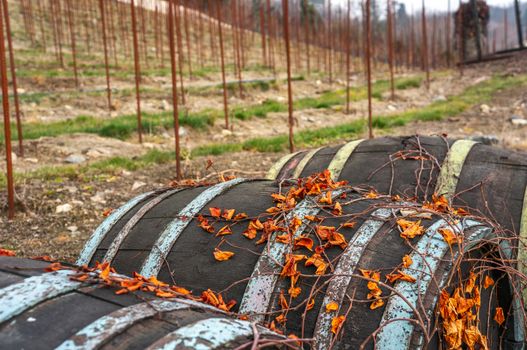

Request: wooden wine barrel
left=0, top=257, right=282, bottom=350
left=268, top=136, right=527, bottom=234
left=77, top=179, right=525, bottom=349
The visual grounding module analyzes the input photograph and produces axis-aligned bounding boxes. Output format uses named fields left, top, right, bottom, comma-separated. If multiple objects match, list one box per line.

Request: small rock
left=65, top=186, right=78, bottom=194
left=26, top=317, right=36, bottom=323
left=121, top=170, right=132, bottom=177
left=71, top=200, right=84, bottom=206
left=161, top=100, right=170, bottom=110
left=387, top=105, right=397, bottom=111
left=55, top=203, right=73, bottom=214
left=142, top=143, right=156, bottom=150
left=64, top=154, right=86, bottom=164
left=90, top=192, right=106, bottom=204
left=25, top=158, right=38, bottom=164
left=179, top=126, right=187, bottom=137
left=221, top=129, right=232, bottom=136
left=64, top=105, right=73, bottom=111
left=433, top=95, right=447, bottom=102
left=315, top=80, right=322, bottom=86
left=131, top=181, right=146, bottom=191
left=480, top=104, right=491, bottom=114
left=86, top=149, right=103, bottom=158
left=17, top=88, right=26, bottom=94
left=67, top=225, right=78, bottom=233
left=510, top=115, right=527, bottom=126
left=307, top=117, right=316, bottom=123
left=11, top=152, right=17, bottom=163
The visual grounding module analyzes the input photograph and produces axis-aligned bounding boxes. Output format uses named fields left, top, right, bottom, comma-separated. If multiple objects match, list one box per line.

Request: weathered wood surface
left=0, top=257, right=282, bottom=350
left=77, top=175, right=524, bottom=349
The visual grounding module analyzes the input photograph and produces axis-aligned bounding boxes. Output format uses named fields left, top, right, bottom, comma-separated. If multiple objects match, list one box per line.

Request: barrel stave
left=455, top=143, right=527, bottom=233
left=0, top=292, right=120, bottom=350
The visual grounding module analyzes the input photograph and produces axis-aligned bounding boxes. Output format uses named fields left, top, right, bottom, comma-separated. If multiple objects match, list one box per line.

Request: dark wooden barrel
left=77, top=178, right=524, bottom=349
left=0, top=257, right=282, bottom=350
left=268, top=136, right=527, bottom=236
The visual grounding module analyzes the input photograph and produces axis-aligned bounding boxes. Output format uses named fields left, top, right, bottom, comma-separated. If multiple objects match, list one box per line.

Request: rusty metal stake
left=65, top=0, right=79, bottom=88
left=216, top=0, right=229, bottom=129
left=1, top=0, right=23, bottom=157
left=421, top=0, right=430, bottom=90
left=345, top=0, right=351, bottom=114
left=387, top=0, right=395, bottom=99
left=130, top=0, right=143, bottom=143
left=365, top=0, right=373, bottom=139
left=99, top=0, right=112, bottom=113
left=167, top=0, right=181, bottom=180
left=282, top=0, right=294, bottom=152
left=0, top=0, right=14, bottom=219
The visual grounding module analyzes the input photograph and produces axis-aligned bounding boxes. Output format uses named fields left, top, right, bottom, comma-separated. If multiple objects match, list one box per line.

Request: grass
left=2, top=73, right=525, bottom=187
left=1, top=111, right=215, bottom=142
left=1, top=74, right=423, bottom=142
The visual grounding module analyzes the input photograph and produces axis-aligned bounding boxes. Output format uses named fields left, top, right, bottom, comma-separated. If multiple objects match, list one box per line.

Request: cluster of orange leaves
left=438, top=272, right=499, bottom=350
left=194, top=171, right=481, bottom=341
left=0, top=248, right=16, bottom=257
left=45, top=261, right=237, bottom=312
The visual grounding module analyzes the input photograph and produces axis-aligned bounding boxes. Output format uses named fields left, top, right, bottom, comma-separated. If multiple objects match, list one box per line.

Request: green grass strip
left=1, top=76, right=422, bottom=142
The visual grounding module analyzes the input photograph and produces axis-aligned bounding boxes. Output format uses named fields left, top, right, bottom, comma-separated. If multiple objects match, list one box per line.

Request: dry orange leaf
left=271, top=193, right=287, bottom=202
left=289, top=274, right=302, bottom=298
left=280, top=254, right=306, bottom=277
left=294, top=237, right=314, bottom=251
left=209, top=207, right=221, bottom=218
left=275, top=313, right=287, bottom=324
left=315, top=225, right=335, bottom=240
left=333, top=202, right=343, bottom=216
left=305, top=215, right=322, bottom=222
left=342, top=221, right=356, bottom=229
left=397, top=219, right=425, bottom=239
left=494, top=307, right=505, bottom=326
left=0, top=248, right=15, bottom=257
left=221, top=209, right=235, bottom=221
left=279, top=291, right=289, bottom=310
left=328, top=231, right=348, bottom=249
left=197, top=215, right=215, bottom=233
left=213, top=248, right=235, bottom=261
left=438, top=227, right=463, bottom=246
left=306, top=298, right=315, bottom=311
left=370, top=298, right=385, bottom=310
left=276, top=234, right=291, bottom=244
left=483, top=275, right=495, bottom=289
left=402, top=255, right=413, bottom=268
left=305, top=253, right=327, bottom=275
left=365, top=190, right=378, bottom=199
left=331, top=315, right=346, bottom=334
left=233, top=212, right=248, bottom=221
left=243, top=228, right=257, bottom=240
left=386, top=270, right=416, bottom=284
left=216, top=225, right=233, bottom=236
left=319, top=191, right=333, bottom=205
left=465, top=272, right=477, bottom=293
left=326, top=301, right=339, bottom=312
